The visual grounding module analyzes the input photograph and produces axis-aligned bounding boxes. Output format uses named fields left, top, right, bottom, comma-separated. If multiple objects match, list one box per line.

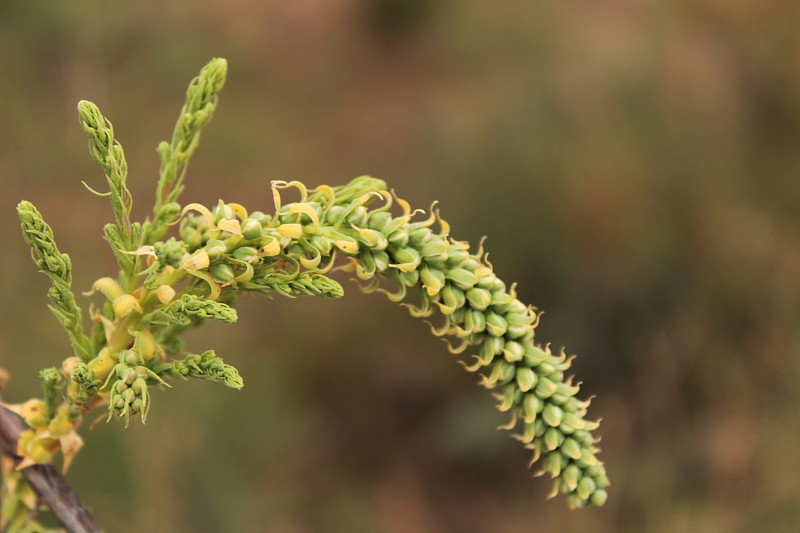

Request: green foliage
left=161, top=351, right=244, bottom=390
left=146, top=57, right=228, bottom=244
left=142, top=294, right=238, bottom=326
left=17, top=201, right=91, bottom=362
left=77, top=100, right=139, bottom=282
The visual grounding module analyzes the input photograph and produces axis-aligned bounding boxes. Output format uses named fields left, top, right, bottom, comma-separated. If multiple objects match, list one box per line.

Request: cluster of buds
left=153, top=176, right=609, bottom=507
left=162, top=350, right=244, bottom=390
left=102, top=350, right=170, bottom=427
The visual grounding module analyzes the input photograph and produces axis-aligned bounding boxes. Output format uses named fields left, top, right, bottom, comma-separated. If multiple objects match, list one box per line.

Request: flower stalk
left=2, top=57, right=609, bottom=531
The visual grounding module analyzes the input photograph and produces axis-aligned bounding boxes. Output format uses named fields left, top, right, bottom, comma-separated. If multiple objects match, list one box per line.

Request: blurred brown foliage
left=2, top=1, right=800, bottom=532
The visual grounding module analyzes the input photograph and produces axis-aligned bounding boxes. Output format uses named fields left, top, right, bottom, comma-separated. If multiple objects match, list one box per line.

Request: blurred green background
left=2, top=1, right=800, bottom=532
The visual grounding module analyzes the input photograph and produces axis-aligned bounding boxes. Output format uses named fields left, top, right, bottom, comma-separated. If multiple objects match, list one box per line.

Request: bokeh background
left=2, top=1, right=800, bottom=532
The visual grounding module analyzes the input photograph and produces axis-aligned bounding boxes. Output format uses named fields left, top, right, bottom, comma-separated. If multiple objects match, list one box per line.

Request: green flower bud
left=525, top=345, right=550, bottom=365
left=204, top=239, right=227, bottom=261
left=310, top=235, right=333, bottom=256
left=522, top=394, right=542, bottom=423
left=210, top=263, right=235, bottom=283
left=212, top=200, right=235, bottom=222
left=503, top=340, right=525, bottom=362
left=544, top=452, right=563, bottom=477
left=466, top=287, right=492, bottom=310
left=542, top=404, right=563, bottom=427
left=400, top=269, right=420, bottom=287
left=590, top=489, right=608, bottom=506
left=544, top=427, right=563, bottom=451
left=516, top=367, right=537, bottom=392
left=408, top=226, right=432, bottom=247
left=562, top=412, right=586, bottom=431
left=490, top=290, right=515, bottom=311
left=577, top=477, right=596, bottom=501
left=440, top=285, right=465, bottom=313
left=241, top=218, right=263, bottom=240
left=324, top=205, right=346, bottom=224
left=484, top=359, right=516, bottom=386
left=420, top=266, right=445, bottom=296
left=480, top=276, right=505, bottom=293
left=419, top=237, right=448, bottom=260
left=497, top=384, right=517, bottom=412
left=485, top=312, right=508, bottom=337
left=446, top=267, right=478, bottom=290
left=367, top=211, right=392, bottom=232
left=155, top=238, right=188, bottom=267
left=372, top=250, right=390, bottom=272
left=561, top=438, right=582, bottom=460
left=347, top=206, right=369, bottom=227
left=391, top=247, right=420, bottom=272
left=445, top=249, right=469, bottom=267
left=479, top=335, right=504, bottom=364
left=232, top=246, right=259, bottom=264
left=119, top=349, right=142, bottom=366
left=562, top=465, right=580, bottom=492
left=506, top=324, right=529, bottom=340
left=248, top=210, right=270, bottom=226
left=463, top=309, right=486, bottom=334
left=387, top=228, right=409, bottom=247
left=353, top=227, right=388, bottom=250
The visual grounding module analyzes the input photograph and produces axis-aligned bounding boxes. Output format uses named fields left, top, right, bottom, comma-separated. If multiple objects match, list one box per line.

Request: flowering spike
left=7, top=60, right=608, bottom=519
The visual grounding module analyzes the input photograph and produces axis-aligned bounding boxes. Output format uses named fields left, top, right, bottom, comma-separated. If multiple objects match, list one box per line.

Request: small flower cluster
left=161, top=350, right=244, bottom=390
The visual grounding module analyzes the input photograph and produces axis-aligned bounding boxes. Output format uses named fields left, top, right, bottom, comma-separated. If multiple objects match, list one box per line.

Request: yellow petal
left=156, top=284, right=176, bottom=304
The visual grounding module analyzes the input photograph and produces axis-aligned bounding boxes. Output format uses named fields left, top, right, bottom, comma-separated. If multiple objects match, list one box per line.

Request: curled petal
left=187, top=270, right=221, bottom=300
left=183, top=250, right=210, bottom=271
left=287, top=203, right=321, bottom=233
left=179, top=203, right=216, bottom=230
left=218, top=218, right=242, bottom=235
left=226, top=202, right=248, bottom=219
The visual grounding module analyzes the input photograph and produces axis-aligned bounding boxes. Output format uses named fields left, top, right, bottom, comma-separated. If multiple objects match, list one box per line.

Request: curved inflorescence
left=3, top=57, right=608, bottom=531
left=166, top=177, right=609, bottom=508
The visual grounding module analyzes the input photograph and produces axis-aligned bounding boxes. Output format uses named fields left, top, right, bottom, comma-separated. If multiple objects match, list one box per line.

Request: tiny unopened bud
left=420, top=267, right=445, bottom=296
left=590, top=489, right=608, bottom=506
left=516, top=368, right=537, bottom=392
left=204, top=239, right=227, bottom=260
left=211, top=263, right=235, bottom=283
left=248, top=210, right=269, bottom=226
left=446, top=267, right=478, bottom=289
left=232, top=246, right=259, bottom=263
left=485, top=312, right=508, bottom=337
left=542, top=404, right=563, bottom=428
left=241, top=218, right=263, bottom=240
left=577, top=477, right=596, bottom=500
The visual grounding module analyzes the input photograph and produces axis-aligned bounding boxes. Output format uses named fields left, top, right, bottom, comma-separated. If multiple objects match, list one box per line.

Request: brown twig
left=0, top=388, right=103, bottom=533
